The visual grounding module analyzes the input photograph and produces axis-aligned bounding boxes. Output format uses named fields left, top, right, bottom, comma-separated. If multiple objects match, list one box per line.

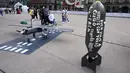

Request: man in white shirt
left=49, top=14, right=54, bottom=22
left=48, top=13, right=56, bottom=25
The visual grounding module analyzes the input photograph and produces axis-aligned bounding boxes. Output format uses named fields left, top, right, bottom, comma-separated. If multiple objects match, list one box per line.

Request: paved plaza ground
left=0, top=13, right=130, bottom=73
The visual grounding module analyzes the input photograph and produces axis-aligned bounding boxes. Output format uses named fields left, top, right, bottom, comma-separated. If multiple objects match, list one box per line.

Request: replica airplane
left=16, top=23, right=74, bottom=43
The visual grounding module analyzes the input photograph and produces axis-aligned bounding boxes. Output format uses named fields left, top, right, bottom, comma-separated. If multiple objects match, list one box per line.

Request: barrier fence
left=50, top=10, right=130, bottom=18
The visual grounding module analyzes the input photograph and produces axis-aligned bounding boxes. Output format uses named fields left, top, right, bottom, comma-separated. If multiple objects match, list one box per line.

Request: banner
left=75, top=0, right=83, bottom=8
left=65, top=0, right=75, bottom=5
left=65, top=0, right=84, bottom=8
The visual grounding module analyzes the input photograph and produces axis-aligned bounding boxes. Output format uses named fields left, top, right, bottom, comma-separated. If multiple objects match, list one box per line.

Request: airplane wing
left=45, top=28, right=74, bottom=34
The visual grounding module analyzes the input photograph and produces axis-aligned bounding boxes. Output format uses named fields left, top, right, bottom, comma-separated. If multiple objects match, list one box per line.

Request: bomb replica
left=81, top=1, right=106, bottom=73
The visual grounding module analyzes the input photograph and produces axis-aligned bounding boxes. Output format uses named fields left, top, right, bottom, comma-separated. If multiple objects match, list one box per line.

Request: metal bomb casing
left=85, top=1, right=106, bottom=58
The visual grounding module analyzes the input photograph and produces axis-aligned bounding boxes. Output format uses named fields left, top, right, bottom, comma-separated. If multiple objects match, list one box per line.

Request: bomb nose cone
left=96, top=1, right=104, bottom=7
left=89, top=1, right=106, bottom=17
left=94, top=1, right=103, bottom=5
left=90, top=1, right=105, bottom=12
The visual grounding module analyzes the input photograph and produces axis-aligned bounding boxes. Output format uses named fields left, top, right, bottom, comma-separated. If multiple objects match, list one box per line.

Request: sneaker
left=67, top=21, right=70, bottom=23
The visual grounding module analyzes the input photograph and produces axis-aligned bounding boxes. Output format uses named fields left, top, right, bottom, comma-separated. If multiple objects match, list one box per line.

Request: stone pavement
left=0, top=13, right=130, bottom=73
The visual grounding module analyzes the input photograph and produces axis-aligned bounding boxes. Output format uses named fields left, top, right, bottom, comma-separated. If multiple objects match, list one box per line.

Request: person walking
left=65, top=9, right=69, bottom=22
left=9, top=8, right=12, bottom=14
left=29, top=8, right=34, bottom=19
left=12, top=7, right=15, bottom=14
left=16, top=8, right=21, bottom=14
left=62, top=8, right=65, bottom=23
left=43, top=7, right=50, bottom=25
left=39, top=6, right=45, bottom=25
left=28, top=8, right=30, bottom=13
left=34, top=7, right=38, bottom=19
left=0, top=8, right=3, bottom=16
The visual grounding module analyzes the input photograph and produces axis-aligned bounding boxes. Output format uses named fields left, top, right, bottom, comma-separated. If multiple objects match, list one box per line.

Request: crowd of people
left=0, top=6, right=70, bottom=26
left=28, top=6, right=70, bottom=26
left=28, top=6, right=57, bottom=26
left=0, top=7, right=23, bottom=17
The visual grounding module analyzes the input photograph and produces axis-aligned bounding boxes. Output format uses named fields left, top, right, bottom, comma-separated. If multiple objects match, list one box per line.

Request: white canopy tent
left=14, top=2, right=29, bottom=13
left=22, top=5, right=29, bottom=12
left=14, top=2, right=23, bottom=9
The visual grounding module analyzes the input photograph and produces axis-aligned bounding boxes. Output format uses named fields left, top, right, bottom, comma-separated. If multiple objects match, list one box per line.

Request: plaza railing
left=50, top=10, right=130, bottom=18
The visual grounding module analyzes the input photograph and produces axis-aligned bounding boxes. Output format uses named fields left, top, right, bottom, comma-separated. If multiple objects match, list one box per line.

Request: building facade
left=0, top=0, right=25, bottom=7
left=29, top=0, right=130, bottom=12
left=29, top=0, right=76, bottom=10
left=84, top=0, right=130, bottom=13
left=0, top=0, right=10, bottom=7
left=1, top=0, right=129, bottom=13
left=0, top=0, right=29, bottom=7
left=28, top=0, right=55, bottom=10
left=29, top=0, right=84, bottom=11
